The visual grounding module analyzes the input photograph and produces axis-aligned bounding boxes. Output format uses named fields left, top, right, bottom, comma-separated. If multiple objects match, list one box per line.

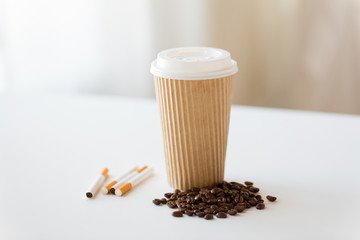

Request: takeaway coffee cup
left=151, top=47, right=238, bottom=190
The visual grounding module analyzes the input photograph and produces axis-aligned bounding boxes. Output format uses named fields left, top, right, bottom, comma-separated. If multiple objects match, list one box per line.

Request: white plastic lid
left=150, top=47, right=238, bottom=80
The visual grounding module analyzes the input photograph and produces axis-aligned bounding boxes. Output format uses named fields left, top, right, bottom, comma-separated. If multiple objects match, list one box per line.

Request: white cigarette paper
left=102, top=166, right=138, bottom=194
left=86, top=168, right=108, bottom=198
left=115, top=168, right=154, bottom=196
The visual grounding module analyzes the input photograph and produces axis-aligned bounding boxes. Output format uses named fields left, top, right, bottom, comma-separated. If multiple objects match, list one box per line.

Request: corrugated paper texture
left=154, top=76, right=233, bottom=190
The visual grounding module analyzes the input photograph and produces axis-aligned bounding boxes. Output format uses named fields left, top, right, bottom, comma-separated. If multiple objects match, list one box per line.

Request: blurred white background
left=0, top=0, right=359, bottom=114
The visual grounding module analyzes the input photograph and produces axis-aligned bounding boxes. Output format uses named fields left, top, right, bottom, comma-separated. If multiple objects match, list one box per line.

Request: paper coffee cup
left=151, top=47, right=238, bottom=190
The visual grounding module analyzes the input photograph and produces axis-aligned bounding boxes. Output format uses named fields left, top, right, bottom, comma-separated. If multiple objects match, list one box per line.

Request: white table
left=0, top=94, right=359, bottom=240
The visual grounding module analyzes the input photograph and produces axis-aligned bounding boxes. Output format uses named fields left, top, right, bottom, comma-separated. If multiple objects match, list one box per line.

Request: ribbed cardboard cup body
left=154, top=75, right=234, bottom=190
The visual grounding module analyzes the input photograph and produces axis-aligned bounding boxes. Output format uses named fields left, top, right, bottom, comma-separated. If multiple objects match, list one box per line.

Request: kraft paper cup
left=151, top=47, right=238, bottom=190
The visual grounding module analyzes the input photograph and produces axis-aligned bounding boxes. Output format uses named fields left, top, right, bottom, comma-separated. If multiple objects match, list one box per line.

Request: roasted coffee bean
left=187, top=192, right=196, bottom=197
left=210, top=205, right=218, bottom=209
left=152, top=199, right=161, bottom=205
left=216, top=212, right=227, bottom=218
left=244, top=181, right=253, bottom=186
left=172, top=211, right=183, bottom=217
left=178, top=192, right=187, bottom=197
left=208, top=198, right=218, bottom=204
left=249, top=199, right=257, bottom=206
left=199, top=188, right=210, bottom=194
left=211, top=187, right=221, bottom=194
left=191, top=187, right=200, bottom=192
left=164, top=193, right=173, bottom=198
left=196, top=212, right=206, bottom=218
left=166, top=201, right=177, bottom=208
left=256, top=203, right=265, bottom=210
left=250, top=187, right=260, bottom=193
left=194, top=194, right=202, bottom=201
left=204, top=214, right=214, bottom=220
left=185, top=210, right=194, bottom=216
left=266, top=195, right=277, bottom=202
left=205, top=193, right=215, bottom=199
left=160, top=198, right=167, bottom=204
left=204, top=208, right=214, bottom=214
left=228, top=209, right=237, bottom=215
left=235, top=205, right=246, bottom=212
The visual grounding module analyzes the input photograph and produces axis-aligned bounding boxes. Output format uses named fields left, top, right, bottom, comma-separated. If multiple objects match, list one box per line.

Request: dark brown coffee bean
left=152, top=199, right=161, bottom=205
left=235, top=205, right=246, bottom=212
left=172, top=211, right=183, bottom=217
left=211, top=187, right=221, bottom=194
left=164, top=193, right=173, bottom=198
left=160, top=198, right=167, bottom=204
left=191, top=187, right=200, bottom=192
left=196, top=212, right=206, bottom=218
left=216, top=212, right=227, bottom=218
left=228, top=209, right=237, bottom=215
left=250, top=187, right=260, bottom=193
left=244, top=181, right=253, bottom=186
left=266, top=195, right=277, bottom=202
left=166, top=201, right=177, bottom=208
left=204, top=208, right=214, bottom=214
left=185, top=210, right=194, bottom=216
left=186, top=197, right=195, bottom=204
left=208, top=198, right=217, bottom=204
left=194, top=194, right=202, bottom=201
left=187, top=192, right=196, bottom=197
left=249, top=199, right=257, bottom=206
left=205, top=193, right=215, bottom=199
left=256, top=203, right=265, bottom=210
left=178, top=192, right=187, bottom=197
left=204, top=214, right=214, bottom=220
left=199, top=188, right=210, bottom=194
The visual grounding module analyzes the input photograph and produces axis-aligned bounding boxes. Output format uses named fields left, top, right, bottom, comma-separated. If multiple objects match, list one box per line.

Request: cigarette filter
left=86, top=168, right=109, bottom=198
left=102, top=166, right=138, bottom=194
left=115, top=167, right=153, bottom=196
left=109, top=165, right=148, bottom=194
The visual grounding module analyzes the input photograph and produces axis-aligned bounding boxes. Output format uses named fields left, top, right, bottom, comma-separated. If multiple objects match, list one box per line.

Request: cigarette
left=86, top=168, right=109, bottom=198
left=102, top=166, right=138, bottom=194
left=109, top=166, right=148, bottom=194
left=115, top=167, right=153, bottom=197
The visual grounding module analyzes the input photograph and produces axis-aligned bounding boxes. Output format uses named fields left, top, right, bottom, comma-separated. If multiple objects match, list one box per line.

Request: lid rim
left=150, top=47, right=238, bottom=80
left=151, top=60, right=238, bottom=80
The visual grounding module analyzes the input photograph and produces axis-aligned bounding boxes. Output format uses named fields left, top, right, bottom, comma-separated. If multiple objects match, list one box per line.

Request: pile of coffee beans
left=152, top=180, right=277, bottom=220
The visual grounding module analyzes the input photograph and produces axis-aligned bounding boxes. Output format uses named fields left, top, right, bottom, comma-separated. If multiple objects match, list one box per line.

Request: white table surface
left=0, top=93, right=359, bottom=240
